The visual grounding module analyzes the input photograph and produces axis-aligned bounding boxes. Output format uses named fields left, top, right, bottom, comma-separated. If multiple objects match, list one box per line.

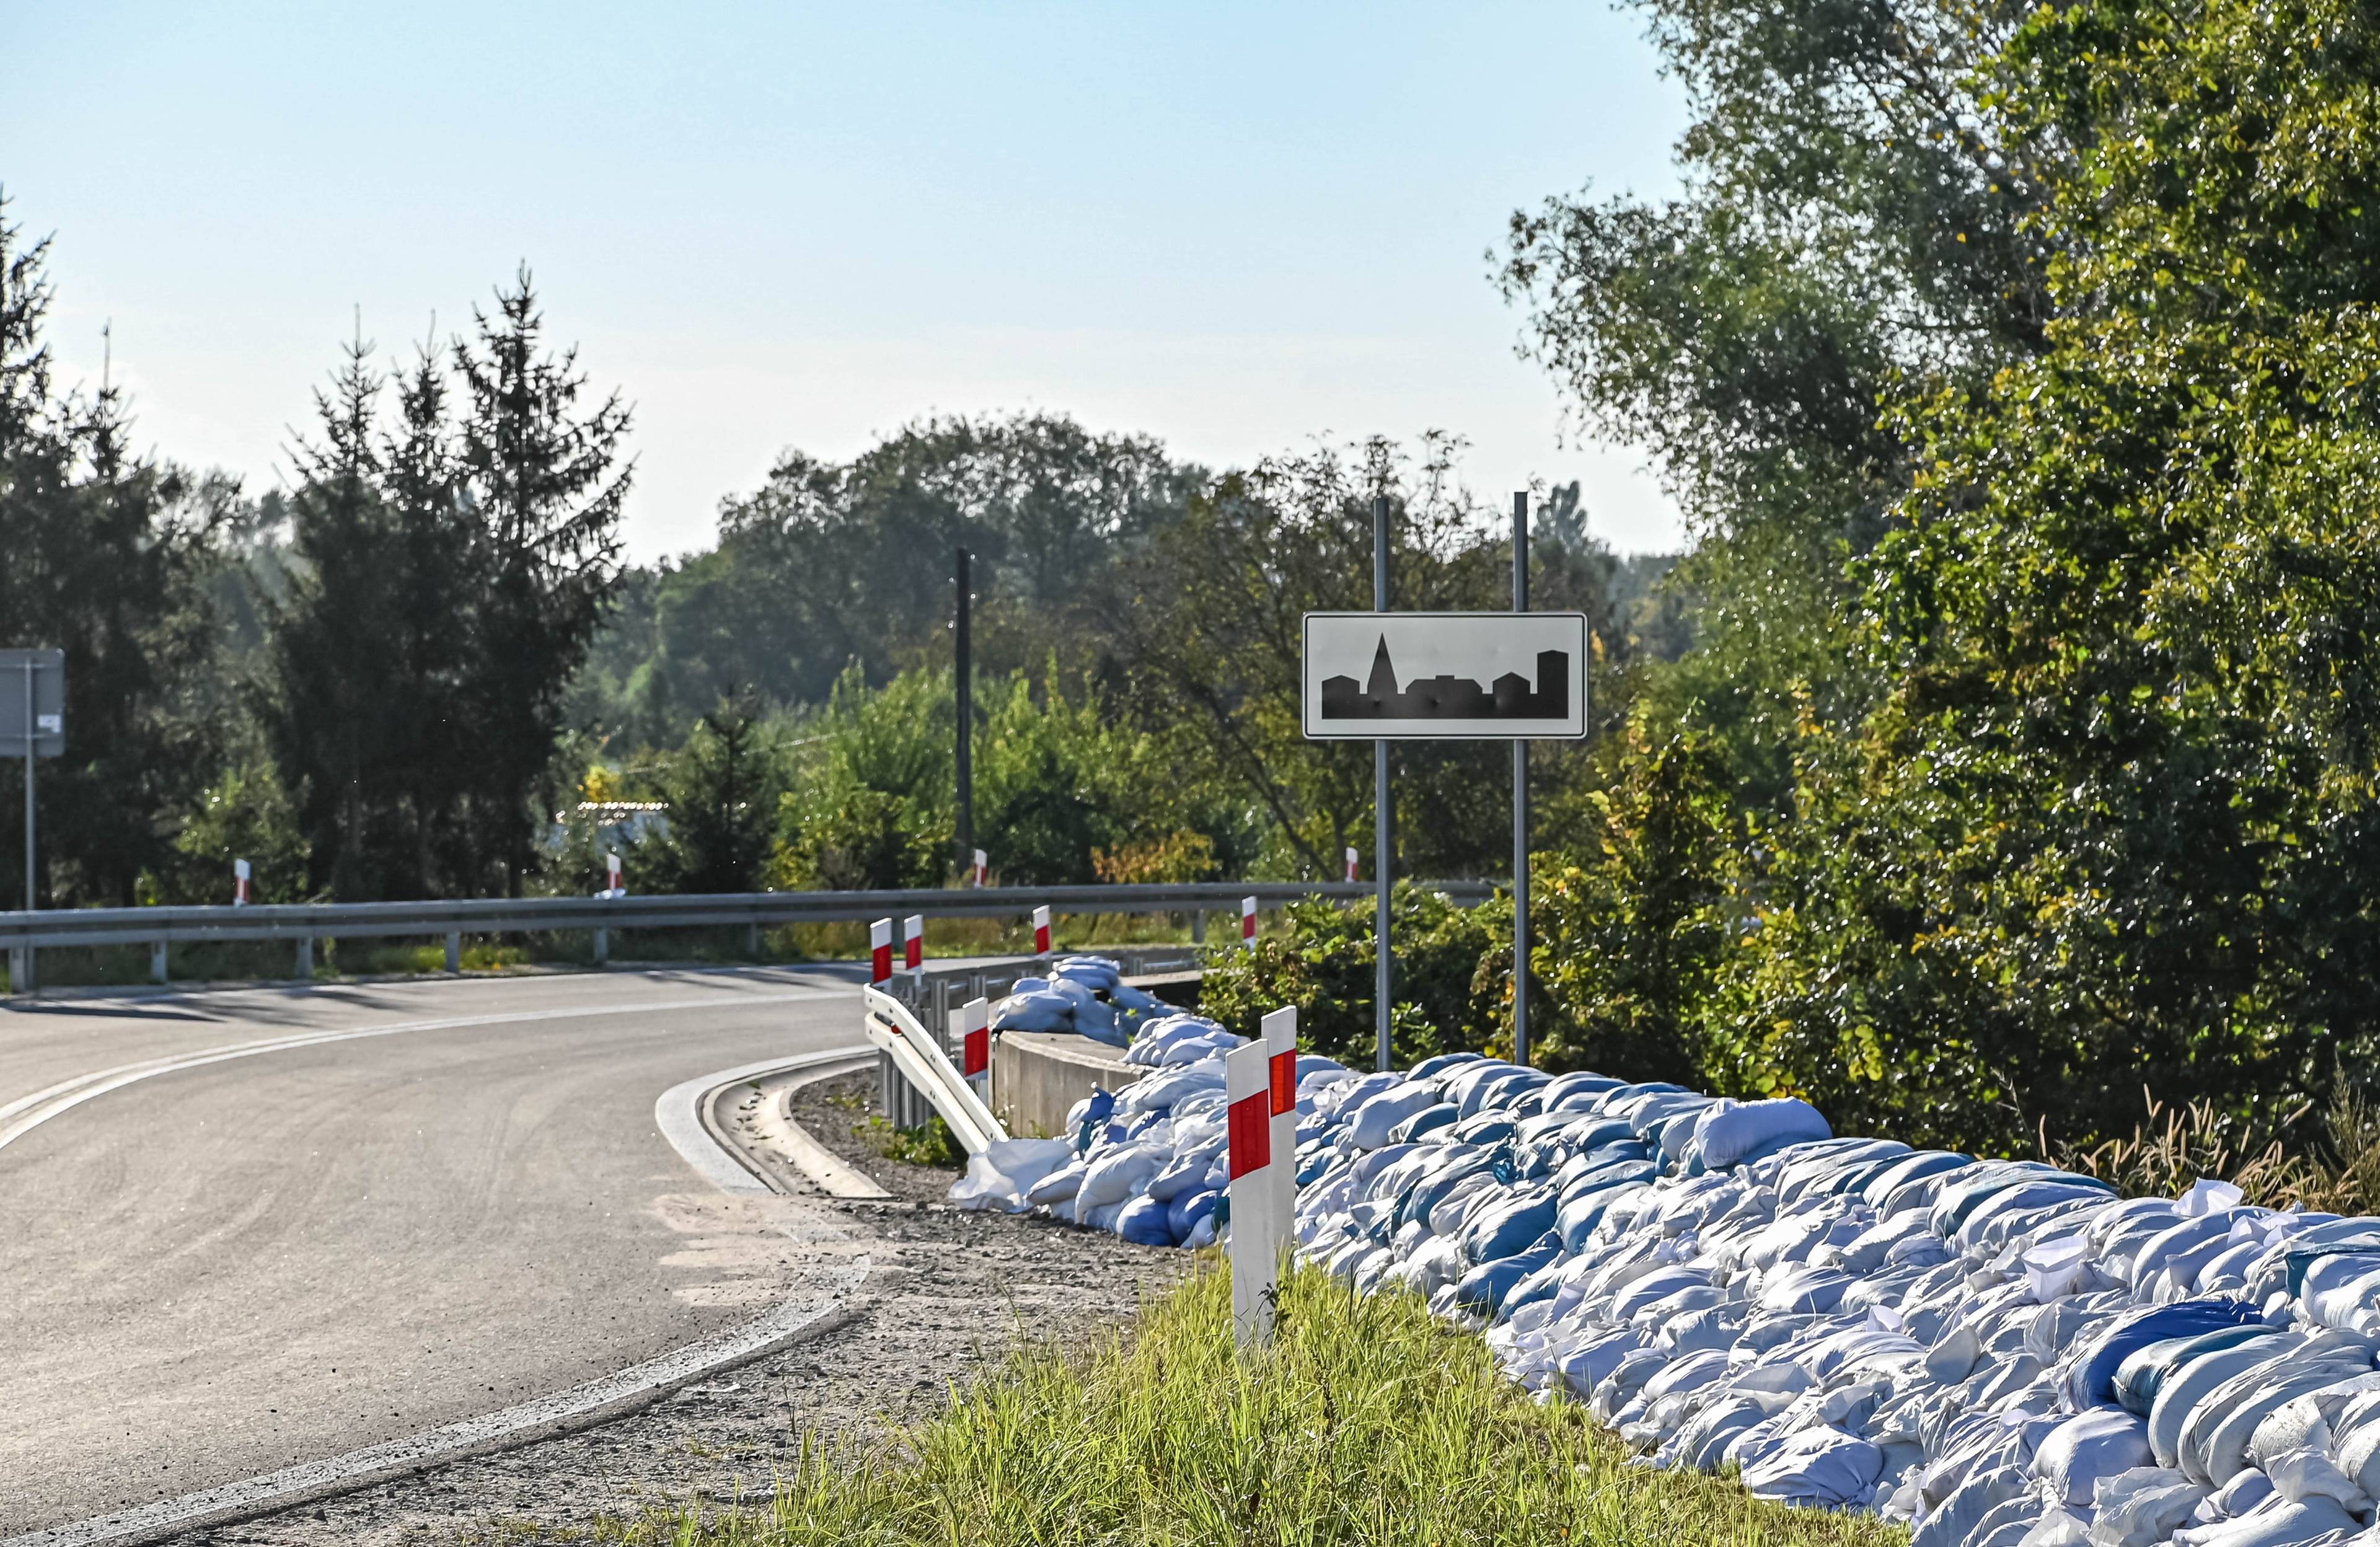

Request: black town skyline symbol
left=1318, top=635, right=1570, bottom=721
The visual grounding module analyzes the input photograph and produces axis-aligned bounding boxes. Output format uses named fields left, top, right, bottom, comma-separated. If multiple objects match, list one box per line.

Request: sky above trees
left=0, top=1, right=1690, bottom=563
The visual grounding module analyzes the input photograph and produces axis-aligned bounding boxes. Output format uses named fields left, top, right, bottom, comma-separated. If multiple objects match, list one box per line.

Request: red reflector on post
left=963, top=1026, right=989, bottom=1078
left=1227, top=1091, right=1271, bottom=1179
left=1269, top=1050, right=1295, bottom=1116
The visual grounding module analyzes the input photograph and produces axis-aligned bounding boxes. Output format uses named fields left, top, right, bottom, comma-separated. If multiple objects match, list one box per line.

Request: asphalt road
left=0, top=966, right=867, bottom=1535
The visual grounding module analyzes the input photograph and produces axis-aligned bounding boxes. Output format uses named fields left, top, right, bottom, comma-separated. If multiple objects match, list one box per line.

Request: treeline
left=0, top=200, right=633, bottom=907
left=0, top=187, right=1680, bottom=916
left=569, top=433, right=1685, bottom=897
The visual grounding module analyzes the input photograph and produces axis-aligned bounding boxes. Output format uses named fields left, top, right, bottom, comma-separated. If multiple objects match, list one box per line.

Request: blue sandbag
left=1072, top=1090, right=1117, bottom=1153
left=1558, top=1175, right=1654, bottom=1251
left=1297, top=1149, right=1338, bottom=1185
left=1463, top=1187, right=1560, bottom=1264
left=1450, top=1113, right=1520, bottom=1147
left=1116, top=1194, right=1174, bottom=1246
left=1166, top=1187, right=1220, bottom=1244
left=2112, top=1324, right=2279, bottom=1416
left=1497, top=1248, right=1574, bottom=1322
left=1411, top=1051, right=1486, bottom=1080
left=1455, top=1234, right=1562, bottom=1318
left=1397, top=1152, right=1499, bottom=1232
left=2065, top=1298, right=2263, bottom=1409
left=1540, top=1072, right=1623, bottom=1108
left=1389, top=1103, right=1459, bottom=1144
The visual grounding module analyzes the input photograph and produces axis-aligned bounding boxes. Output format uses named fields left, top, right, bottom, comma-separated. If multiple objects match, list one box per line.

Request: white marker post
left=870, top=917, right=893, bottom=985
left=955, top=995, right=990, bottom=1089
left=1032, top=904, right=1051, bottom=958
left=903, top=912, right=925, bottom=983
left=1241, top=895, right=1258, bottom=951
left=1225, top=1037, right=1278, bottom=1347
left=1344, top=846, right=1359, bottom=882
left=973, top=848, right=989, bottom=888
left=1262, top=1006, right=1299, bottom=1252
left=232, top=858, right=252, bottom=907
left=606, top=852, right=625, bottom=898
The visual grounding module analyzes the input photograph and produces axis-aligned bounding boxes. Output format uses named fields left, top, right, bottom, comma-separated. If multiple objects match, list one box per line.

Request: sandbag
left=1115, top=1194, right=1174, bottom=1246
left=2069, top=1298, right=2266, bottom=1410
left=1739, top=1425, right=1884, bottom=1508
left=2034, top=1408, right=2156, bottom=1509
left=1689, top=1098, right=1832, bottom=1172
left=1344, top=1085, right=1440, bottom=1150
left=1076, top=1144, right=1165, bottom=1210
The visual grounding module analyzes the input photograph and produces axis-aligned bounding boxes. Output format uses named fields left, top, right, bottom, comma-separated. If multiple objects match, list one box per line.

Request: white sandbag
left=1739, top=1424, right=1884, bottom=1508
left=950, top=1135, right=1073, bottom=1212
left=2036, top=1408, right=2157, bottom=1509
left=1075, top=1144, right=1166, bottom=1210
left=1024, top=1158, right=1086, bottom=1205
left=2263, top=1446, right=2370, bottom=1509
left=2085, top=1467, right=2207, bottom=1547
left=1688, top=1098, right=1832, bottom=1172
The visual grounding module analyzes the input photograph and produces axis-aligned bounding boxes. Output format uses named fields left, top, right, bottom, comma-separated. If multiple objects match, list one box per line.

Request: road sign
left=0, top=650, right=64, bottom=757
left=1301, top=612, right=1587, bottom=740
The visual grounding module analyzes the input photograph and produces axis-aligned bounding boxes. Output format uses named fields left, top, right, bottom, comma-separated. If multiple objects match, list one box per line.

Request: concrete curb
left=704, top=1057, right=894, bottom=1201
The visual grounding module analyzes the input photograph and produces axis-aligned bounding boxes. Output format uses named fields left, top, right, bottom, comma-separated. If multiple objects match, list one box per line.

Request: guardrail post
left=8, top=946, right=31, bottom=995
left=592, top=926, right=608, bottom=964
left=746, top=922, right=760, bottom=957
left=151, top=940, right=167, bottom=984
left=444, top=931, right=461, bottom=973
left=1191, top=910, right=1205, bottom=945
left=294, top=937, right=313, bottom=980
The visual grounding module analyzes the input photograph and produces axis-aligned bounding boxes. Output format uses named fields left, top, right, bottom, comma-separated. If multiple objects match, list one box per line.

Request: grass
left=862, top=1113, right=967, bottom=1168
left=601, top=1261, right=1904, bottom=1547
left=2055, top=1085, right=2380, bottom=1216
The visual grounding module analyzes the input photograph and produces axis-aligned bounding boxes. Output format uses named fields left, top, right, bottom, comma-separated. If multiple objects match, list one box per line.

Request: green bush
left=1198, top=883, right=1502, bottom=1067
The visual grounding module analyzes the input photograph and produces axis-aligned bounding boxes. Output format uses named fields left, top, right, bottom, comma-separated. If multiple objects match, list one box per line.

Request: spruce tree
left=452, top=267, right=630, bottom=892
left=268, top=329, right=400, bottom=900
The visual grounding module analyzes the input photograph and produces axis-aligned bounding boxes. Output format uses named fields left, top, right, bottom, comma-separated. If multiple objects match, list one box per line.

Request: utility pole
left=1512, top=491, right=1531, bottom=1067
left=954, top=547, right=973, bottom=875
left=1373, top=495, right=1393, bottom=1072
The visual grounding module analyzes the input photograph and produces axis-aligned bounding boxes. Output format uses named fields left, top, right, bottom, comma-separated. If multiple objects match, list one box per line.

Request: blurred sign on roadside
left=0, top=649, right=64, bottom=757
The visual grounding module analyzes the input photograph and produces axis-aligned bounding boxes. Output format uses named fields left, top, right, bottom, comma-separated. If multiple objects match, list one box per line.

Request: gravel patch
left=169, top=1075, right=1178, bottom=1546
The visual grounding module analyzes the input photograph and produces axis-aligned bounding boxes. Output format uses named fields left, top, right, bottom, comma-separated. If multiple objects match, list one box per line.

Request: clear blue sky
left=2, top=2, right=1689, bottom=562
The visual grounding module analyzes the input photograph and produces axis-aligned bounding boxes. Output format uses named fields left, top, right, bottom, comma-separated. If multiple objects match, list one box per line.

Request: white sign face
left=1302, top=612, right=1589, bottom=740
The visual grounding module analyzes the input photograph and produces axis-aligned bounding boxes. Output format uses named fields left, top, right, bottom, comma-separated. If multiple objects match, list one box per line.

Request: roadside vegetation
left=609, top=1259, right=1900, bottom=1547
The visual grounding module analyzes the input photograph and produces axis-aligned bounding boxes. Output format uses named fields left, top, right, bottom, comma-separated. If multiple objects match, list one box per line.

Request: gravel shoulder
left=168, top=1073, right=1179, bottom=1546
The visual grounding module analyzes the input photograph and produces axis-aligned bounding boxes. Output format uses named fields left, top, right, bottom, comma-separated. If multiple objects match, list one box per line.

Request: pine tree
left=452, top=267, right=630, bottom=893
left=268, top=328, right=400, bottom=900
left=379, top=338, right=475, bottom=894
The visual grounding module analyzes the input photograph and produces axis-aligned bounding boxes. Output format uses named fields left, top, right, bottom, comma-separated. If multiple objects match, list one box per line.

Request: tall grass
left=614, top=1262, right=1902, bottom=1547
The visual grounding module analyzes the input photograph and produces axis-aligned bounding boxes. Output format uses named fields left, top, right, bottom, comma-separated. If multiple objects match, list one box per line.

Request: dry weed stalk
left=2051, top=1085, right=2380, bottom=1215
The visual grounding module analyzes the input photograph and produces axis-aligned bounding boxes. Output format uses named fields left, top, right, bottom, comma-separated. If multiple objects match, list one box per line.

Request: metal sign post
left=1, top=648, right=66, bottom=995
left=1512, top=491, right=1532, bottom=1067
left=1371, top=496, right=1393, bottom=1072
left=1303, top=565, right=1587, bottom=1072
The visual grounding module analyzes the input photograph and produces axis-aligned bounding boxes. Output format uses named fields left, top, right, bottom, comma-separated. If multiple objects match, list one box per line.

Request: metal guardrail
left=0, top=878, right=1499, bottom=992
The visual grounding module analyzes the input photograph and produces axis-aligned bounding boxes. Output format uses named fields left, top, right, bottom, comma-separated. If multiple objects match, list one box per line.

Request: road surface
left=0, top=966, right=865, bottom=1535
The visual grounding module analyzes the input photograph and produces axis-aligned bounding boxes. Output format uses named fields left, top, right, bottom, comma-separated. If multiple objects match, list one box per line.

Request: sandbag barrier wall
left=873, top=945, right=1192, bottom=1130
left=954, top=1043, right=2380, bottom=1547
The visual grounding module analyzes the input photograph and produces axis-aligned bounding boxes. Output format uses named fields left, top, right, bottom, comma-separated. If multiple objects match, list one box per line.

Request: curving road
left=0, top=966, right=867, bottom=1536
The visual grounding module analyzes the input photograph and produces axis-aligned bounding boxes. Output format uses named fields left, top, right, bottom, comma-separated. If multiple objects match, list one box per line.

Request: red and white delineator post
left=1227, top=1034, right=1290, bottom=1347
left=1032, top=904, right=1052, bottom=958
left=232, top=858, right=252, bottom=907
left=1263, top=1005, right=1299, bottom=1255
left=870, top=917, right=894, bottom=984
left=954, top=994, right=990, bottom=1088
left=1344, top=846, right=1359, bottom=882
left=972, top=848, right=989, bottom=888
left=1240, top=895, right=1258, bottom=950
left=605, top=852, right=624, bottom=898
left=903, top=913, right=924, bottom=981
